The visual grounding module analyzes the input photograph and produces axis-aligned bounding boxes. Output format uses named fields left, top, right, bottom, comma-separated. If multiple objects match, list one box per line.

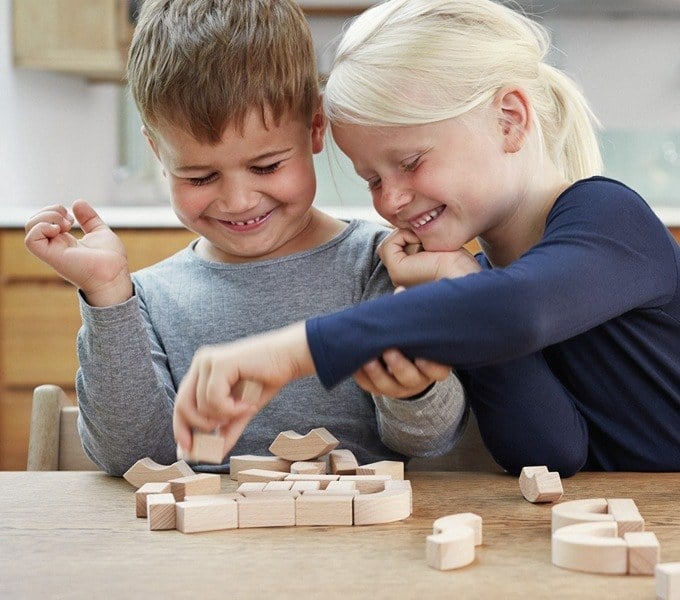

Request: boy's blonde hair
left=324, top=0, right=602, bottom=182
left=127, top=0, right=319, bottom=143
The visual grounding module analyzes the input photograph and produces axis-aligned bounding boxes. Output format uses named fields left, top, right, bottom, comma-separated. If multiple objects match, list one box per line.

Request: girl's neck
left=480, top=170, right=572, bottom=267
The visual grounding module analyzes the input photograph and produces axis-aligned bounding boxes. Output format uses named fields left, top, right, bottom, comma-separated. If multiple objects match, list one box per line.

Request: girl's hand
left=173, top=322, right=315, bottom=457
left=378, top=228, right=482, bottom=287
left=24, top=199, right=133, bottom=306
left=354, top=348, right=451, bottom=399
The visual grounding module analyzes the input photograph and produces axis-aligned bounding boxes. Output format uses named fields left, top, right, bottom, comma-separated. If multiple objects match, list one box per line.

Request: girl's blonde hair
left=324, top=0, right=602, bottom=181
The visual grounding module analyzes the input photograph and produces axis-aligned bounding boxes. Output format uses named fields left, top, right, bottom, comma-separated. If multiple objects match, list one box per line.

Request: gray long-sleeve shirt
left=76, top=220, right=466, bottom=475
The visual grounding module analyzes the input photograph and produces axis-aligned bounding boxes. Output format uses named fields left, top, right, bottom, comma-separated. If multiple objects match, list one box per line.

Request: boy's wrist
left=82, top=273, right=134, bottom=307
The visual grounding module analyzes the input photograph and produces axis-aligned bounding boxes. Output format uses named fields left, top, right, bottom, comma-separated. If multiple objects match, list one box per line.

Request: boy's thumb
left=71, top=199, right=108, bottom=234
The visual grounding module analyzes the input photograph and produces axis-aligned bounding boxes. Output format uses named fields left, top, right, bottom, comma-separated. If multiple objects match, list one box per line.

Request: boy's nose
left=213, top=182, right=257, bottom=213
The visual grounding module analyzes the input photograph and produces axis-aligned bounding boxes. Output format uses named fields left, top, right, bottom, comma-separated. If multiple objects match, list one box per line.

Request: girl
left=174, top=0, right=680, bottom=474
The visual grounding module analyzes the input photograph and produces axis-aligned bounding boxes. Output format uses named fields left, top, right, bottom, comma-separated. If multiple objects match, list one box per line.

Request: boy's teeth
left=230, top=214, right=264, bottom=226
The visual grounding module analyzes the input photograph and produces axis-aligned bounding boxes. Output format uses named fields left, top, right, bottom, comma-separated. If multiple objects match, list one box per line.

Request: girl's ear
left=493, top=87, right=531, bottom=153
left=311, top=98, right=327, bottom=154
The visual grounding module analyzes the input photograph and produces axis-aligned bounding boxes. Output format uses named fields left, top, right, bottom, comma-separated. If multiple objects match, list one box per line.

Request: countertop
left=4, top=204, right=680, bottom=229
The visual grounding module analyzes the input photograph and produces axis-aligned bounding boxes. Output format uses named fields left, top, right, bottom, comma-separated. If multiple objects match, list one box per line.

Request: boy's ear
left=310, top=104, right=327, bottom=154
left=493, top=87, right=530, bottom=153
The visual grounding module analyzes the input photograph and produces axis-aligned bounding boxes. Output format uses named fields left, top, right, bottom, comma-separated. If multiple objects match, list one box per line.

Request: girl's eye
left=402, top=155, right=421, bottom=172
left=189, top=173, right=218, bottom=186
left=367, top=178, right=382, bottom=192
left=251, top=161, right=282, bottom=175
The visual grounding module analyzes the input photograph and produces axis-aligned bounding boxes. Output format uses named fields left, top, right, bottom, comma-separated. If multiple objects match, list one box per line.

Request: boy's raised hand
left=353, top=348, right=451, bottom=399
left=24, top=199, right=133, bottom=307
left=173, top=322, right=315, bottom=457
left=378, top=228, right=481, bottom=288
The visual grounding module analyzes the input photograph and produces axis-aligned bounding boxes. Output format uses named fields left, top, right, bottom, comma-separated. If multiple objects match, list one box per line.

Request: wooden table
left=1, top=471, right=678, bottom=598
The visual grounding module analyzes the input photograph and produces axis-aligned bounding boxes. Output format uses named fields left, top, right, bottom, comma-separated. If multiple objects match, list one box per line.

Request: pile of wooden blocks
left=124, top=427, right=411, bottom=534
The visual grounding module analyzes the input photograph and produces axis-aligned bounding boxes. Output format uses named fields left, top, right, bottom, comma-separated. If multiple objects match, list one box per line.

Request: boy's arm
left=76, top=289, right=177, bottom=476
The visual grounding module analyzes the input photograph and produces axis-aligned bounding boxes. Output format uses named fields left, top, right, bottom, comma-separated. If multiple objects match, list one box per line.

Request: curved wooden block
left=552, top=521, right=627, bottom=574
left=432, top=512, right=483, bottom=545
left=353, top=487, right=411, bottom=525
left=519, top=466, right=563, bottom=503
left=269, top=427, right=339, bottom=461
left=123, top=457, right=195, bottom=489
left=426, top=525, right=475, bottom=571
left=551, top=498, right=612, bottom=532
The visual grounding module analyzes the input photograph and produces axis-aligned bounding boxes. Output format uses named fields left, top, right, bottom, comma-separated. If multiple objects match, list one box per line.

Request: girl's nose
left=379, top=183, right=413, bottom=216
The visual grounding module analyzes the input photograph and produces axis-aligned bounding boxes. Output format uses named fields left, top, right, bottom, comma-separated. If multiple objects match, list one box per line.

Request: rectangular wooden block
left=169, top=473, right=221, bottom=501
left=290, top=480, right=322, bottom=492
left=147, top=493, right=176, bottom=530
left=177, top=432, right=225, bottom=465
left=656, top=562, right=680, bottom=600
left=135, top=482, right=171, bottom=518
left=237, top=469, right=289, bottom=485
left=176, top=497, right=238, bottom=533
left=290, top=461, right=326, bottom=474
left=296, top=493, right=354, bottom=526
left=338, top=475, right=391, bottom=494
left=608, top=498, right=644, bottom=534
left=624, top=531, right=660, bottom=575
left=237, top=495, right=296, bottom=528
left=229, top=455, right=292, bottom=481
left=356, top=460, right=404, bottom=480
left=284, top=474, right=339, bottom=489
left=329, top=449, right=359, bottom=475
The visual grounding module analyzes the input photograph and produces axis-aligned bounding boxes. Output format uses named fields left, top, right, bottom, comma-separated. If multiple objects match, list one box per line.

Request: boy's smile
left=146, top=106, right=341, bottom=263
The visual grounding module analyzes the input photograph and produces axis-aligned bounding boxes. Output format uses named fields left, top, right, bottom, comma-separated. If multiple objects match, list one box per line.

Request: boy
left=24, top=0, right=466, bottom=476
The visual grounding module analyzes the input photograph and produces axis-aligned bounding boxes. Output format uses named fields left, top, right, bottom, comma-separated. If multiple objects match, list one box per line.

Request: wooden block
left=304, top=480, right=359, bottom=497
left=269, top=427, right=339, bottom=461
left=353, top=488, right=412, bottom=525
left=329, top=449, right=359, bottom=475
left=551, top=521, right=628, bottom=574
left=228, top=455, right=292, bottom=481
left=237, top=469, right=289, bottom=485
left=551, top=498, right=612, bottom=532
left=426, top=526, right=475, bottom=570
left=236, top=495, right=296, bottom=528
left=519, top=466, right=563, bottom=503
left=176, top=432, right=225, bottom=465
left=232, top=379, right=263, bottom=405
left=433, top=513, right=483, bottom=546
left=135, top=482, right=170, bottom=518
left=356, top=460, right=404, bottom=481
left=169, top=473, right=221, bottom=501
left=290, top=480, right=321, bottom=493
left=263, top=481, right=294, bottom=491
left=123, top=457, right=195, bottom=489
left=624, top=531, right=660, bottom=575
left=176, top=497, right=238, bottom=533
left=237, top=482, right=267, bottom=494
left=183, top=493, right=242, bottom=503
left=284, top=474, right=339, bottom=490
left=147, top=493, right=176, bottom=530
left=338, top=475, right=391, bottom=494
left=295, top=493, right=354, bottom=526
left=290, top=461, right=326, bottom=475
left=607, top=498, right=645, bottom=534
left=656, top=562, right=680, bottom=600
left=385, top=479, right=413, bottom=513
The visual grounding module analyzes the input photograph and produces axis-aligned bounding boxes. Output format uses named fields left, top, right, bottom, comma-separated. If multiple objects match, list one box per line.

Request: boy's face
left=146, top=108, right=325, bottom=262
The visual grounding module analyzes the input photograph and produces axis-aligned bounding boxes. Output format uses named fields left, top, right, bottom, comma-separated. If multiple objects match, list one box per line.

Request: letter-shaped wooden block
left=433, top=513, right=483, bottom=546
left=551, top=498, right=612, bottom=532
left=656, top=562, right=680, bottom=600
left=519, top=466, right=563, bottom=503
left=123, top=457, right=195, bottom=489
left=426, top=525, right=475, bottom=571
left=269, top=428, right=339, bottom=461
left=552, top=521, right=628, bottom=574
left=353, top=487, right=411, bottom=525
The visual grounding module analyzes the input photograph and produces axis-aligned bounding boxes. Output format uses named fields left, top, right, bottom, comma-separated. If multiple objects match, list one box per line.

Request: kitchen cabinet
left=12, top=0, right=136, bottom=80
left=0, top=227, right=196, bottom=470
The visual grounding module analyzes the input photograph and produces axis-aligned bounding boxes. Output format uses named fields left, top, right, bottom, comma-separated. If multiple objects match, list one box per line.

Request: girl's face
left=331, top=109, right=524, bottom=252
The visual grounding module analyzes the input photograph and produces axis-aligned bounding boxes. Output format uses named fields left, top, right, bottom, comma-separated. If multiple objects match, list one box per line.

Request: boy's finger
left=414, top=358, right=452, bottom=381
left=71, top=199, right=110, bottom=235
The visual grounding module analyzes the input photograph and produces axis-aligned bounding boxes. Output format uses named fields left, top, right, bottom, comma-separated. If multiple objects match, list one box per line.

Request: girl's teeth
left=413, top=207, right=443, bottom=229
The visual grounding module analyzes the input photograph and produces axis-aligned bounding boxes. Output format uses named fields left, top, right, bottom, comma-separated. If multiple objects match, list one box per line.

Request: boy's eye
left=188, top=173, right=218, bottom=186
left=251, top=161, right=282, bottom=175
left=367, top=177, right=381, bottom=192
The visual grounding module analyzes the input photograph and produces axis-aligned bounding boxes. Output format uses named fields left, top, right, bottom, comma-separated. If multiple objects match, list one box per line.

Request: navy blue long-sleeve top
left=306, top=177, right=680, bottom=471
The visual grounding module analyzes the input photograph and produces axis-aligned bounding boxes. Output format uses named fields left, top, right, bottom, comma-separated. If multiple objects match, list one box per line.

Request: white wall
left=0, top=0, right=119, bottom=209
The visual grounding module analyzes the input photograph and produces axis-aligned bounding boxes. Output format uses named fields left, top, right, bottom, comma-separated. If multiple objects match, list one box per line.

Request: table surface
left=1, top=471, right=678, bottom=599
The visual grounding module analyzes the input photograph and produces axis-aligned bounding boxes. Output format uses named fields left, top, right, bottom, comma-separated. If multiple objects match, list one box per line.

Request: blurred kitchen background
left=1, top=0, right=679, bottom=220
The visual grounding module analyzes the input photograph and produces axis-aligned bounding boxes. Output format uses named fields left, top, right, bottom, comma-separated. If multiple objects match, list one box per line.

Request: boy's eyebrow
left=175, top=149, right=293, bottom=173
